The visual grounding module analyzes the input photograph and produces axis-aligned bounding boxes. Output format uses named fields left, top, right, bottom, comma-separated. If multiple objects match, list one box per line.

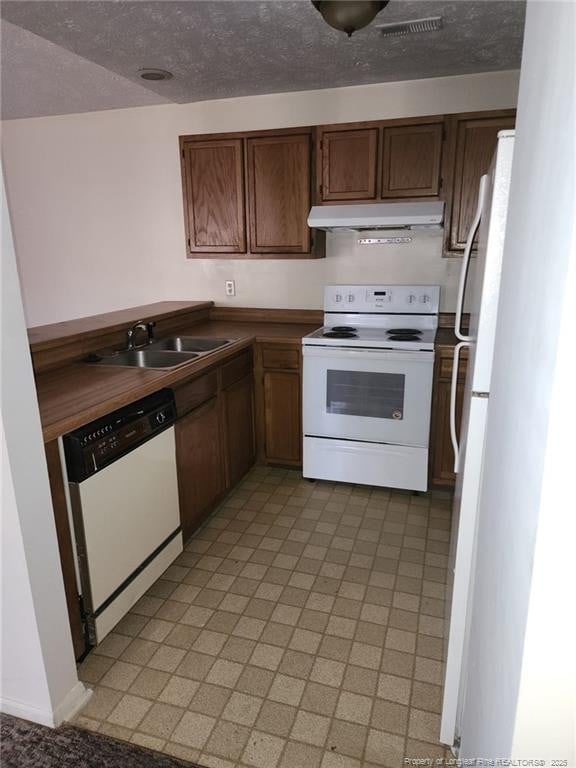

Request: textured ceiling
left=1, top=0, right=526, bottom=119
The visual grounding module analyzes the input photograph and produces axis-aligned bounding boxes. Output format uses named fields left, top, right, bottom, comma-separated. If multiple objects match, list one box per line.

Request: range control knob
left=334, top=293, right=343, bottom=303
left=347, top=294, right=356, bottom=303
left=407, top=294, right=417, bottom=304
left=420, top=294, right=431, bottom=304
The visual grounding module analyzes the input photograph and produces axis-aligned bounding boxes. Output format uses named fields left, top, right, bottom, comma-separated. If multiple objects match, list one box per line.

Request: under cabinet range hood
left=307, top=201, right=444, bottom=232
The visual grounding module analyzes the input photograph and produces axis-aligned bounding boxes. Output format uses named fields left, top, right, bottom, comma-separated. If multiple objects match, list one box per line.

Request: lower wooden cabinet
left=175, top=396, right=226, bottom=541
left=256, top=342, right=302, bottom=467
left=429, top=346, right=468, bottom=486
left=223, top=373, right=256, bottom=488
left=175, top=351, right=256, bottom=542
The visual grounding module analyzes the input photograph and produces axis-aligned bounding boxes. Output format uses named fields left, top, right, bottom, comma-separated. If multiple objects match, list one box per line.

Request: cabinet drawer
left=173, top=371, right=218, bottom=417
left=261, top=346, right=300, bottom=370
left=221, top=350, right=252, bottom=388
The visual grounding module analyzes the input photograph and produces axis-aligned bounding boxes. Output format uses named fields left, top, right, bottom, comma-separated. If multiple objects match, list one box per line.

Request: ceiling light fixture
left=139, top=68, right=173, bottom=81
left=311, top=0, right=389, bottom=37
left=375, top=16, right=444, bottom=37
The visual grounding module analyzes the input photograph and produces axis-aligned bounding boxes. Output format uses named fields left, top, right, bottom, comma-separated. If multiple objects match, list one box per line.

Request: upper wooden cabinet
left=320, top=128, right=378, bottom=201
left=247, top=133, right=311, bottom=254
left=181, top=138, right=246, bottom=254
left=180, top=129, right=324, bottom=260
left=381, top=122, right=443, bottom=198
left=443, top=111, right=516, bottom=254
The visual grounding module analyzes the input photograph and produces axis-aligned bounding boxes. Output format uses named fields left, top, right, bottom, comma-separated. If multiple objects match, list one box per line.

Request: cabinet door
left=445, top=113, right=515, bottom=252
left=321, top=128, right=378, bottom=201
left=175, top=397, right=226, bottom=541
left=223, top=374, right=256, bottom=488
left=263, top=370, right=302, bottom=465
left=246, top=134, right=311, bottom=253
left=430, top=353, right=467, bottom=487
left=381, top=123, right=443, bottom=198
left=182, top=138, right=246, bottom=255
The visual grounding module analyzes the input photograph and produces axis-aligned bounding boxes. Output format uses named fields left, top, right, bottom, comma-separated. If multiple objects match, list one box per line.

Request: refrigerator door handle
left=455, top=174, right=488, bottom=342
left=450, top=341, right=470, bottom=473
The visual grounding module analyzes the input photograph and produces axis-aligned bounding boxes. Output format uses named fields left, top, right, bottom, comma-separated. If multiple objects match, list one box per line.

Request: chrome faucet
left=126, top=320, right=156, bottom=350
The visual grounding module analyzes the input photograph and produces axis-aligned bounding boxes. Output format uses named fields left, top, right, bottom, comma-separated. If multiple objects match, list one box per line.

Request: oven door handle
left=450, top=341, right=470, bottom=473
left=302, top=346, right=434, bottom=363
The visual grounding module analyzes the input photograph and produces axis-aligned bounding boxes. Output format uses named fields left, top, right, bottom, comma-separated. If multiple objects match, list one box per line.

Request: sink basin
left=91, top=349, right=199, bottom=369
left=150, top=337, right=230, bottom=353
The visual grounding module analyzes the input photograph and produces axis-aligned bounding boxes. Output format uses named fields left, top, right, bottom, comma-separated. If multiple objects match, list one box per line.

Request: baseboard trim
left=1, top=681, right=92, bottom=728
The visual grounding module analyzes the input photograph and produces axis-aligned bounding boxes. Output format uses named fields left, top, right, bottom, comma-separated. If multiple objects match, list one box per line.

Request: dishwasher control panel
left=64, top=389, right=176, bottom=482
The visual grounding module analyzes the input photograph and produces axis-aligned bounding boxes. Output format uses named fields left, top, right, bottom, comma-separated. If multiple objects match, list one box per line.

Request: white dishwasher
left=63, top=389, right=182, bottom=648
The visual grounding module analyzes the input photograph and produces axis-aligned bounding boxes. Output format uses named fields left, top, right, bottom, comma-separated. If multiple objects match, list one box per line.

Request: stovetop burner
left=388, top=334, right=421, bottom=341
left=387, top=328, right=422, bottom=335
left=323, top=330, right=358, bottom=338
left=331, top=326, right=357, bottom=333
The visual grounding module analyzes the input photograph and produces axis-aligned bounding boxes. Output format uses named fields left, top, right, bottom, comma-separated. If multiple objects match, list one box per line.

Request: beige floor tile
left=199, top=754, right=236, bottom=768
left=147, top=645, right=186, bottom=673
left=99, top=722, right=133, bottom=742
left=220, top=636, right=257, bottom=664
left=130, top=731, right=166, bottom=751
left=236, top=665, right=275, bottom=698
left=335, top=691, right=373, bottom=725
left=377, top=673, right=411, bottom=705
left=289, top=628, right=322, bottom=654
left=348, top=641, right=382, bottom=670
left=113, top=613, right=149, bottom=638
left=107, top=694, right=153, bottom=729
left=99, top=660, right=142, bottom=692
left=380, top=649, right=415, bottom=678
left=242, top=729, right=286, bottom=768
left=385, top=628, right=417, bottom=654
left=255, top=700, right=298, bottom=737
left=407, top=708, right=441, bottom=743
left=189, top=682, right=232, bottom=717
left=249, top=642, right=285, bottom=671
left=120, top=638, right=158, bottom=666
left=320, top=751, right=361, bottom=768
left=78, top=654, right=115, bottom=684
left=163, top=741, right=202, bottom=763
left=192, top=629, right=229, bottom=656
left=290, top=709, right=330, bottom=747
left=204, top=720, right=251, bottom=761
left=410, top=681, right=443, bottom=714
left=341, top=665, right=378, bottom=696
left=371, top=699, right=409, bottom=736
left=232, top=616, right=266, bottom=640
left=176, top=650, right=215, bottom=681
left=153, top=600, right=188, bottom=622
left=205, top=658, right=244, bottom=688
left=158, top=675, right=199, bottom=707
left=268, top=673, right=306, bottom=706
left=222, top=691, right=263, bottom=726
left=325, top=616, right=357, bottom=640
left=171, top=710, right=217, bottom=749
left=413, top=656, right=444, bottom=686
left=81, top=686, right=123, bottom=721
left=318, top=636, right=352, bottom=663
left=300, top=681, right=339, bottom=717
left=326, top=720, right=368, bottom=759
left=129, top=668, right=170, bottom=699
left=138, top=702, right=184, bottom=740
left=310, top=657, right=345, bottom=688
left=164, top=624, right=201, bottom=650
left=365, top=728, right=405, bottom=766
left=180, top=605, right=214, bottom=627
left=278, top=740, right=323, bottom=768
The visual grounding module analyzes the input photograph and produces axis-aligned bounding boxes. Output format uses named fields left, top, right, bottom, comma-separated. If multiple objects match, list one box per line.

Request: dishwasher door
left=70, top=426, right=182, bottom=644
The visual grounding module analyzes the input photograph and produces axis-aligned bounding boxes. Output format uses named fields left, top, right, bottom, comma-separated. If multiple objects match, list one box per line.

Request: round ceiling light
left=139, top=68, right=173, bottom=82
left=311, top=1, right=389, bottom=36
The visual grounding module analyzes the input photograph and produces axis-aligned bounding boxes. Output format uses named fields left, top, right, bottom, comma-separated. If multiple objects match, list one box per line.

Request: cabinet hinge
left=439, top=177, right=443, bottom=191
left=319, top=140, right=323, bottom=151
left=181, top=149, right=185, bottom=160
left=187, top=237, right=191, bottom=249
left=319, top=184, right=323, bottom=195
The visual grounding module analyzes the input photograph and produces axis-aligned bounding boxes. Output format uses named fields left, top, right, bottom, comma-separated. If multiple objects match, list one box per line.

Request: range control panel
left=323, top=285, right=440, bottom=314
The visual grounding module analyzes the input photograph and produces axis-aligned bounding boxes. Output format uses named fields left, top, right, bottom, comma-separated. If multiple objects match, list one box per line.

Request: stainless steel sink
left=150, top=337, right=230, bottom=353
left=91, top=349, right=199, bottom=369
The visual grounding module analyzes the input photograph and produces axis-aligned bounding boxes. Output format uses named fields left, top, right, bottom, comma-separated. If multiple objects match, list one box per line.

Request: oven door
left=303, top=346, right=434, bottom=447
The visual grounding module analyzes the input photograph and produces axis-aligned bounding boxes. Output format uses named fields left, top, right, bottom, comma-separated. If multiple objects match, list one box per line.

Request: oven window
left=326, top=370, right=405, bottom=420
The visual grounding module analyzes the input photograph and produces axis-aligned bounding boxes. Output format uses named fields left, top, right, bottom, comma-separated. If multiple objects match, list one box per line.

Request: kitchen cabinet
left=316, top=118, right=444, bottom=203
left=223, top=373, right=256, bottom=487
left=443, top=110, right=516, bottom=254
left=430, top=346, right=468, bottom=486
left=175, top=396, right=226, bottom=542
left=320, top=127, right=379, bottom=201
left=180, top=129, right=324, bottom=259
left=381, top=122, right=444, bottom=198
left=256, top=343, right=302, bottom=467
left=181, top=138, right=246, bottom=255
left=246, top=133, right=312, bottom=254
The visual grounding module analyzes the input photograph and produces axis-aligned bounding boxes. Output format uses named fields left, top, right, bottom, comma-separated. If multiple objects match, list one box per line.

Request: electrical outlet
left=225, top=280, right=236, bottom=297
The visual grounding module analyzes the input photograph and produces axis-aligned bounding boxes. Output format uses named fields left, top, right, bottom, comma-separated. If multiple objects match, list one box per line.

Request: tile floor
left=76, top=467, right=453, bottom=768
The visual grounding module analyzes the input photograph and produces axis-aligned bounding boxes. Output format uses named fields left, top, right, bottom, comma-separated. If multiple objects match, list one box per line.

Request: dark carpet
left=0, top=714, right=200, bottom=768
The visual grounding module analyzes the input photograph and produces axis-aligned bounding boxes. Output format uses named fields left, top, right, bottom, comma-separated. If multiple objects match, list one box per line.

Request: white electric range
left=302, top=284, right=440, bottom=491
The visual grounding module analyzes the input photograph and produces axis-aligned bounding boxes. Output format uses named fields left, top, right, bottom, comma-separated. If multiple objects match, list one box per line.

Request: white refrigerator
left=440, top=130, right=515, bottom=748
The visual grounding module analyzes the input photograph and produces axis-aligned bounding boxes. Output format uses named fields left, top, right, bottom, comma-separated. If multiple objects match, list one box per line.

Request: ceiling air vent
left=375, top=16, right=443, bottom=37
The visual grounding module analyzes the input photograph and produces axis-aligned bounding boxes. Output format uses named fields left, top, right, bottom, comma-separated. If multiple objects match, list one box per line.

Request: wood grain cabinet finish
left=443, top=111, right=516, bottom=254
left=175, top=396, right=226, bottom=542
left=223, top=373, right=256, bottom=488
left=182, top=138, right=246, bottom=254
left=430, top=348, right=467, bottom=487
left=247, top=133, right=312, bottom=254
left=320, top=128, right=379, bottom=201
left=381, top=122, right=444, bottom=198
left=263, top=370, right=302, bottom=466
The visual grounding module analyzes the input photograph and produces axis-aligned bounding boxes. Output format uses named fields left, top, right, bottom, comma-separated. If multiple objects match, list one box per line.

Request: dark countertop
left=35, top=319, right=320, bottom=442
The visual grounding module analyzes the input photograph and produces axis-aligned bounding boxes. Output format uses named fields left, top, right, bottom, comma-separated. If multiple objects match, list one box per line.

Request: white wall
left=0, top=167, right=90, bottom=725
left=1, top=70, right=519, bottom=327
left=459, top=0, right=575, bottom=760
